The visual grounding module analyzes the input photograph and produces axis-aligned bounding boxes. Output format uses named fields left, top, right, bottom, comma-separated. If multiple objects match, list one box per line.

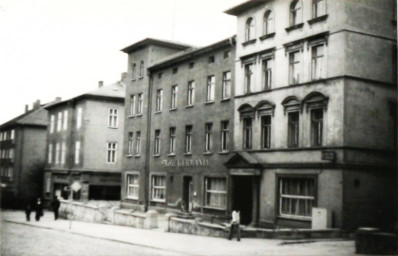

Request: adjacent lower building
left=43, top=80, right=125, bottom=202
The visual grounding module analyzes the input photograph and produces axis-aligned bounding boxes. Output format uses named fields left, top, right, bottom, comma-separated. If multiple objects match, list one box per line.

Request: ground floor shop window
left=204, top=177, right=227, bottom=209
left=279, top=177, right=315, bottom=219
left=126, top=174, right=139, bottom=199
left=151, top=175, right=166, bottom=202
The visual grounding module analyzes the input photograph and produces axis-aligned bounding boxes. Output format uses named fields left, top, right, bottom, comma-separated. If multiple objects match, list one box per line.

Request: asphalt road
left=1, top=221, right=186, bottom=256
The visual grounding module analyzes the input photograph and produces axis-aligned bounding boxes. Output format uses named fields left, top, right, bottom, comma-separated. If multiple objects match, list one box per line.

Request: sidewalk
left=1, top=210, right=357, bottom=256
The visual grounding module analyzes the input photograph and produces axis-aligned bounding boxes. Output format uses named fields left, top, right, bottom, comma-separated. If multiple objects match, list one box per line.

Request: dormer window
left=245, top=17, right=255, bottom=41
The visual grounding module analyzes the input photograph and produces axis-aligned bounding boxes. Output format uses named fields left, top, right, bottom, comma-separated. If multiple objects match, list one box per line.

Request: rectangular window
left=9, top=148, right=14, bottom=161
left=169, top=127, right=176, bottom=154
left=172, top=67, right=178, bottom=74
left=244, top=63, right=253, bottom=94
left=185, top=125, right=192, bottom=153
left=158, top=72, right=162, bottom=79
left=151, top=175, right=166, bottom=202
left=155, top=89, right=163, bottom=112
left=289, top=51, right=301, bottom=84
left=127, top=174, right=139, bottom=199
left=311, top=109, right=323, bottom=146
left=224, top=50, right=231, bottom=58
left=243, top=117, right=253, bottom=149
left=61, top=142, right=66, bottom=164
left=222, top=71, right=231, bottom=99
left=48, top=144, right=53, bottom=164
left=313, top=0, right=326, bottom=18
left=261, top=115, right=271, bottom=149
left=206, top=76, right=215, bottom=102
left=130, top=95, right=136, bottom=116
left=205, top=123, right=212, bottom=152
left=127, top=132, right=133, bottom=155
left=288, top=112, right=299, bottom=148
left=0, top=132, right=3, bottom=141
left=135, top=132, right=141, bottom=156
left=311, top=44, right=324, bottom=80
left=57, top=112, right=63, bottom=132
left=205, top=177, right=227, bottom=209
left=208, top=55, right=215, bottom=63
left=76, top=107, right=82, bottom=129
left=154, top=130, right=161, bottom=155
left=189, top=62, right=194, bottom=69
left=132, top=63, right=136, bottom=79
left=137, top=93, right=143, bottom=115
left=221, top=121, right=229, bottom=152
left=262, top=58, right=273, bottom=90
left=10, top=129, right=15, bottom=140
left=107, top=142, right=117, bottom=163
left=75, top=141, right=81, bottom=164
left=55, top=143, right=60, bottom=164
left=50, top=115, right=55, bottom=133
left=171, top=85, right=178, bottom=109
left=108, top=108, right=118, bottom=128
left=279, top=177, right=315, bottom=219
left=63, top=110, right=68, bottom=130
left=187, top=81, right=195, bottom=106
left=139, top=61, right=144, bottom=77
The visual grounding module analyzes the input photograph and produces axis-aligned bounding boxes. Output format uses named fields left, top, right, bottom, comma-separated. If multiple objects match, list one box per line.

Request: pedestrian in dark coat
left=52, top=197, right=61, bottom=220
left=25, top=200, right=32, bottom=221
left=35, top=198, right=43, bottom=221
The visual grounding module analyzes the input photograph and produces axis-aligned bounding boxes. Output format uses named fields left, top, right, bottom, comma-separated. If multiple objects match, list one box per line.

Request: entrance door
left=182, top=176, right=193, bottom=212
left=232, top=176, right=253, bottom=225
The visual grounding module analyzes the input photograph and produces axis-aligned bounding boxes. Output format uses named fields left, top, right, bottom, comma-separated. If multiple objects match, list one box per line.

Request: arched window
left=263, top=10, right=274, bottom=35
left=245, top=17, right=255, bottom=41
left=139, top=61, right=144, bottom=77
left=238, top=104, right=255, bottom=150
left=290, top=0, right=302, bottom=26
left=302, top=92, right=329, bottom=146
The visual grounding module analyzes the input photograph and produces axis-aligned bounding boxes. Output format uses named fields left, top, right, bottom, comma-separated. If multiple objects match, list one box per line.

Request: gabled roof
left=0, top=103, right=54, bottom=129
left=224, top=0, right=268, bottom=16
left=224, top=152, right=261, bottom=167
left=45, top=81, right=125, bottom=110
left=121, top=38, right=193, bottom=53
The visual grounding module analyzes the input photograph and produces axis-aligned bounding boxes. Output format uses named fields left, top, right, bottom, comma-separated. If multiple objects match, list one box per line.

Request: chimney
left=121, top=72, right=127, bottom=82
left=25, top=104, right=29, bottom=113
left=98, top=81, right=103, bottom=88
left=32, top=99, right=41, bottom=110
left=55, top=97, right=62, bottom=102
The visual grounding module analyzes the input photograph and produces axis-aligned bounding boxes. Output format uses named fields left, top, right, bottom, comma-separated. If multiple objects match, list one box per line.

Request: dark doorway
left=89, top=185, right=121, bottom=200
left=53, top=183, right=69, bottom=200
left=182, top=176, right=193, bottom=212
left=232, top=176, right=253, bottom=225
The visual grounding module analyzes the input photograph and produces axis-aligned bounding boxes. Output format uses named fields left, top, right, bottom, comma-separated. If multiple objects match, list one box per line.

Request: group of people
left=25, top=197, right=61, bottom=222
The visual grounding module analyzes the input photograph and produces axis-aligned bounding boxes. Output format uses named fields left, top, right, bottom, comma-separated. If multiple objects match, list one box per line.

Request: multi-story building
left=0, top=100, right=55, bottom=208
left=224, top=0, right=397, bottom=230
left=121, top=38, right=236, bottom=218
left=43, top=79, right=125, bottom=202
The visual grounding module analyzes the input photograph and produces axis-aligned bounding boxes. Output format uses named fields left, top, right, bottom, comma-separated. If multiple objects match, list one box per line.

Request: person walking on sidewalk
left=25, top=199, right=32, bottom=221
left=52, top=196, right=61, bottom=220
left=228, top=210, right=241, bottom=241
left=35, top=197, right=43, bottom=221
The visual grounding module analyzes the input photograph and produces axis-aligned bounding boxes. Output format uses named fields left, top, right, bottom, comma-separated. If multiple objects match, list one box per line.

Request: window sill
left=183, top=152, right=192, bottom=156
left=150, top=199, right=166, bottom=203
left=134, top=155, right=141, bottom=158
left=126, top=154, right=133, bottom=158
left=242, top=39, right=256, bottom=46
left=285, top=23, right=304, bottom=32
left=202, top=206, right=227, bottom=211
left=106, top=162, right=117, bottom=164
left=131, top=78, right=136, bottom=81
left=126, top=196, right=139, bottom=200
left=108, top=127, right=118, bottom=129
left=218, top=151, right=229, bottom=155
left=155, top=111, right=162, bottom=114
left=277, top=215, right=311, bottom=222
left=203, top=152, right=213, bottom=155
left=204, top=101, right=215, bottom=105
left=128, top=115, right=135, bottom=118
left=153, top=154, right=160, bottom=157
left=169, top=108, right=177, bottom=112
left=220, top=98, right=231, bottom=102
left=138, top=76, right=144, bottom=80
left=307, top=14, right=328, bottom=25
left=136, top=114, right=143, bottom=117
left=259, top=33, right=275, bottom=41
left=185, top=105, right=194, bottom=108
left=168, top=153, right=176, bottom=157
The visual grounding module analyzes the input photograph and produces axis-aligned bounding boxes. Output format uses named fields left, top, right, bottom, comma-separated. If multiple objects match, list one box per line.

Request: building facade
left=225, top=0, right=397, bottom=230
left=43, top=80, right=125, bottom=202
left=0, top=100, right=52, bottom=208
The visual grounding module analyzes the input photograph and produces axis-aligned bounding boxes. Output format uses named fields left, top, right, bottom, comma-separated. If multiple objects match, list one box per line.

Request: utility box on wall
left=312, top=208, right=331, bottom=229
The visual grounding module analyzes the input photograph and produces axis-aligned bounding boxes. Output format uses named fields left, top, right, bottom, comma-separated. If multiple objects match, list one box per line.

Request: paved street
left=1, top=211, right=359, bottom=256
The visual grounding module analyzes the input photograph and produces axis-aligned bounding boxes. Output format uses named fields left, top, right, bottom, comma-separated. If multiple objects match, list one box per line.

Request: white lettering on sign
left=161, top=158, right=210, bottom=167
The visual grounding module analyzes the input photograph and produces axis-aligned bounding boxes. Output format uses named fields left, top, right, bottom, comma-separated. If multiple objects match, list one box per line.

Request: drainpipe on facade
left=144, top=70, right=154, bottom=212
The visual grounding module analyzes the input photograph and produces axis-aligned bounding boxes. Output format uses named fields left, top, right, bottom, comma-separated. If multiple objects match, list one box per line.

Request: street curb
left=279, top=238, right=351, bottom=246
left=4, top=219, right=198, bottom=256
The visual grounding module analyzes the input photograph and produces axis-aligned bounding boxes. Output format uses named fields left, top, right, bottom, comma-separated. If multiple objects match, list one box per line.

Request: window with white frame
left=154, top=130, right=161, bottom=155
left=205, top=123, right=212, bottom=152
left=185, top=125, right=192, bottom=153
left=57, top=112, right=62, bottom=132
left=206, top=76, right=215, bottom=102
left=263, top=10, right=274, bottom=35
left=289, top=51, right=301, bottom=84
left=127, top=132, right=133, bottom=155
left=262, top=58, right=273, bottom=90
left=10, top=129, right=15, bottom=140
left=50, top=115, right=55, bottom=133
left=139, top=61, right=144, bottom=77
left=187, top=81, right=195, bottom=106
left=61, top=142, right=66, bottom=164
left=9, top=148, right=14, bottom=161
left=76, top=107, right=82, bottom=129
left=311, top=109, right=323, bottom=146
left=108, top=108, right=118, bottom=128
left=204, top=177, right=227, bottom=209
left=169, top=127, right=176, bottom=154
left=1, top=167, right=13, bottom=180
left=245, top=17, right=255, bottom=41
left=312, top=0, right=326, bottom=18
left=222, top=72, right=231, bottom=99
left=220, top=121, right=229, bottom=152
left=132, top=63, right=136, bottom=79
left=279, top=177, right=315, bottom=219
left=290, top=0, right=302, bottom=26
left=55, top=142, right=60, bottom=164
left=48, top=144, right=53, bottom=164
left=127, top=174, right=139, bottom=199
left=137, top=93, right=143, bottom=115
left=311, top=44, right=324, bottom=80
left=243, top=117, right=253, bottom=149
left=135, top=132, right=141, bottom=156
left=261, top=115, right=272, bottom=149
left=288, top=112, right=299, bottom=148
left=107, top=142, right=117, bottom=163
left=0, top=131, right=3, bottom=141
left=156, top=89, right=163, bottom=112
left=244, top=63, right=253, bottom=94
left=151, top=175, right=166, bottom=202
left=63, top=110, right=68, bottom=130
left=171, top=85, right=178, bottom=109
left=75, top=141, right=81, bottom=164
left=130, top=95, right=136, bottom=116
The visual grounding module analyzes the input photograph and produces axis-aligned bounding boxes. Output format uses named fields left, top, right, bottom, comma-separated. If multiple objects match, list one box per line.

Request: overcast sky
left=0, top=0, right=242, bottom=124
